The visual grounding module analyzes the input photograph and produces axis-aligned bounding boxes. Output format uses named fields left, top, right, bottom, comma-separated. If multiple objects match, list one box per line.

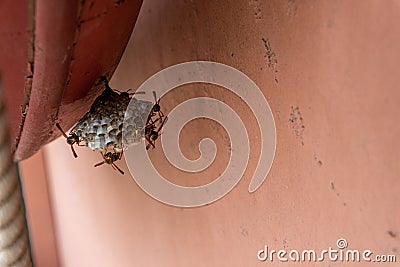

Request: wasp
left=56, top=123, right=83, bottom=158
left=94, top=150, right=124, bottom=175
left=99, top=76, right=144, bottom=98
left=145, top=116, right=168, bottom=150
left=147, top=91, right=164, bottom=124
left=144, top=91, right=168, bottom=150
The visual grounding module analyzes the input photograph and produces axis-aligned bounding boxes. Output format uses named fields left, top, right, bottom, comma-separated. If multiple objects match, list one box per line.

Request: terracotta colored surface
left=41, top=1, right=399, bottom=266
left=0, top=0, right=143, bottom=161
left=19, top=150, right=59, bottom=267
left=0, top=0, right=32, bottom=149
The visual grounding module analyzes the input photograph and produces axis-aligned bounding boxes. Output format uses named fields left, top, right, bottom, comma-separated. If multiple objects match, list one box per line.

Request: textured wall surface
left=22, top=0, right=400, bottom=266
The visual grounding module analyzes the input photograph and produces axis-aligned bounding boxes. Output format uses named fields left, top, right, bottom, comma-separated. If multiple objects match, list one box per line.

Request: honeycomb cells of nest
left=71, top=87, right=153, bottom=151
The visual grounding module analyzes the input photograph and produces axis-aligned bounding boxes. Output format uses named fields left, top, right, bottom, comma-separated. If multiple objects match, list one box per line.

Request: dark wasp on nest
left=144, top=91, right=168, bottom=150
left=145, top=114, right=168, bottom=150
left=149, top=91, right=164, bottom=121
left=94, top=150, right=124, bottom=175
left=55, top=123, right=83, bottom=158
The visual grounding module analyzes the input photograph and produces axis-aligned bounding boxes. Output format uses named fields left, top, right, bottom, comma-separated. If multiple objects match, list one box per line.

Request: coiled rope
left=0, top=79, right=32, bottom=266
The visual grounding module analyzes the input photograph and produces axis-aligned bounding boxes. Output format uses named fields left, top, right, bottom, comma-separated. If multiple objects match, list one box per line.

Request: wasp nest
left=71, top=82, right=153, bottom=152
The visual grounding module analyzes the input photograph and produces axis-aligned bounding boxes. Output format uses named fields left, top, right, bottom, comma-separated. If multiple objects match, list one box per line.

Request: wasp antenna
left=124, top=90, right=145, bottom=97
left=133, top=91, right=145, bottom=95
left=152, top=91, right=158, bottom=103
left=55, top=123, right=68, bottom=138
left=99, top=76, right=108, bottom=84
left=100, top=76, right=112, bottom=91
left=97, top=76, right=109, bottom=87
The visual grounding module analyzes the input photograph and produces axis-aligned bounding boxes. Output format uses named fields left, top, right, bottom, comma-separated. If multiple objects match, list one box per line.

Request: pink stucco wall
left=21, top=1, right=399, bottom=266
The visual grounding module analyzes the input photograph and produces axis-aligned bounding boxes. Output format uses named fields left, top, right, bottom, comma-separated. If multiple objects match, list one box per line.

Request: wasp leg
left=158, top=110, right=165, bottom=121
left=77, top=141, right=86, bottom=147
left=94, top=161, right=106, bottom=167
left=94, top=152, right=106, bottom=167
left=112, top=163, right=124, bottom=175
left=70, top=145, right=78, bottom=158
left=149, top=116, right=160, bottom=125
left=146, top=111, right=158, bottom=124
left=157, top=116, right=168, bottom=133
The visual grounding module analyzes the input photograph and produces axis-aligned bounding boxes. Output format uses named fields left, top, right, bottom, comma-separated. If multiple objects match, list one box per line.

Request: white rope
left=0, top=82, right=32, bottom=266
